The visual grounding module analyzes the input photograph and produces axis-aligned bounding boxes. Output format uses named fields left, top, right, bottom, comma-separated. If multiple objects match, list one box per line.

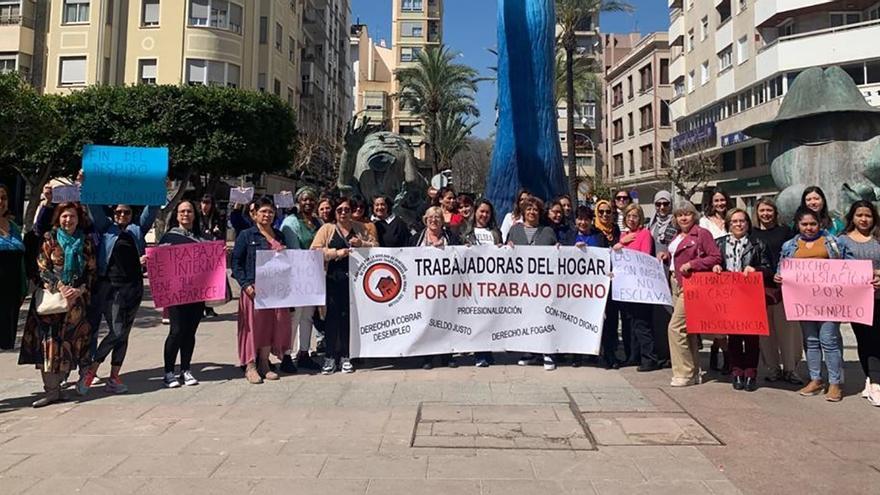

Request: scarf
left=649, top=212, right=674, bottom=242
left=169, top=226, right=200, bottom=241
left=594, top=200, right=615, bottom=242
left=726, top=235, right=749, bottom=272
left=56, top=227, right=85, bottom=285
left=0, top=221, right=24, bottom=251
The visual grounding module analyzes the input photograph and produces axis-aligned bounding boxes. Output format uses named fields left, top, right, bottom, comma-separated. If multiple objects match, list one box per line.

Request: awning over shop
left=717, top=174, right=778, bottom=197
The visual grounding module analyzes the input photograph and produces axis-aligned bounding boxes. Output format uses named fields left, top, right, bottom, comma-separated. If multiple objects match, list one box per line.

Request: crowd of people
left=1, top=178, right=879, bottom=410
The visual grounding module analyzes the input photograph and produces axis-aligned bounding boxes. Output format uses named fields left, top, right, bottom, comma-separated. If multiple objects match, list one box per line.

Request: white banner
left=52, top=185, right=80, bottom=203
left=610, top=249, right=673, bottom=306
left=229, top=187, right=254, bottom=205
left=254, top=249, right=326, bottom=309
left=273, top=191, right=294, bottom=208
left=349, top=245, right=611, bottom=358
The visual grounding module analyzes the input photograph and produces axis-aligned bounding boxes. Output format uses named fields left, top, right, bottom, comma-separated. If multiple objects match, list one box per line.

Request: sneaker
left=862, top=378, right=871, bottom=399
left=280, top=355, right=298, bottom=374
left=517, top=354, right=539, bottom=366
left=181, top=370, right=199, bottom=386
left=825, top=384, right=843, bottom=402
left=161, top=318, right=170, bottom=324
left=296, top=351, right=321, bottom=371
left=105, top=376, right=128, bottom=394
left=543, top=355, right=556, bottom=371
left=321, top=357, right=336, bottom=375
left=783, top=370, right=805, bottom=385
left=341, top=358, right=354, bottom=374
left=670, top=376, right=697, bottom=387
left=164, top=372, right=181, bottom=389
left=475, top=358, right=489, bottom=368
left=868, top=384, right=880, bottom=407
left=76, top=369, right=96, bottom=396
left=798, top=380, right=825, bottom=396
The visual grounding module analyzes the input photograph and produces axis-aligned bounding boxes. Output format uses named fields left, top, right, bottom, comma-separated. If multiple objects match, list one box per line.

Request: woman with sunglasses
left=613, top=191, right=632, bottom=234
left=594, top=199, right=629, bottom=368
left=350, top=195, right=379, bottom=242
left=311, top=197, right=377, bottom=375
left=78, top=199, right=162, bottom=396
left=232, top=196, right=292, bottom=384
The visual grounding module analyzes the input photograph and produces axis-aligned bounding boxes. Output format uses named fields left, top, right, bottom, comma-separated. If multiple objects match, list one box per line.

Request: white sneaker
left=181, top=370, right=199, bottom=386
left=517, top=354, right=538, bottom=366
left=670, top=376, right=694, bottom=387
left=869, top=384, right=880, bottom=407
left=863, top=378, right=871, bottom=399
left=161, top=318, right=170, bottom=325
left=163, top=372, right=181, bottom=389
left=341, top=358, right=354, bottom=374
left=543, top=355, right=556, bottom=371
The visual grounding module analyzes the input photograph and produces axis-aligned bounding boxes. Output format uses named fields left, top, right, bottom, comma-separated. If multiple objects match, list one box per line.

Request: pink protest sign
left=780, top=258, right=874, bottom=325
left=145, top=241, right=228, bottom=308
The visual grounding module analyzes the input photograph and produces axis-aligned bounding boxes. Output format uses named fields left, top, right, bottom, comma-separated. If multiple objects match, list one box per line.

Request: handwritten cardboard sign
left=254, top=249, right=326, bottom=309
left=81, top=145, right=168, bottom=205
left=780, top=258, right=874, bottom=325
left=274, top=191, right=294, bottom=209
left=229, top=187, right=254, bottom=205
left=611, top=249, right=673, bottom=306
left=52, top=185, right=80, bottom=204
left=145, top=241, right=228, bottom=308
left=683, top=272, right=769, bottom=335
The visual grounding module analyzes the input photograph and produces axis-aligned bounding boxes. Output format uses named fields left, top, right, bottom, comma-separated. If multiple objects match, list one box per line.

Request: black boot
left=279, top=355, right=298, bottom=374
left=745, top=377, right=758, bottom=392
left=732, top=375, right=744, bottom=391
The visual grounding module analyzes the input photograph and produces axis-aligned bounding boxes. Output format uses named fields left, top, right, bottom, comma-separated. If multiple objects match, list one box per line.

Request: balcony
left=756, top=18, right=880, bottom=81
left=0, top=15, right=35, bottom=54
left=669, top=9, right=684, bottom=46
left=669, top=0, right=683, bottom=8
left=670, top=53, right=686, bottom=81
left=715, top=17, right=733, bottom=53
left=303, top=7, right=326, bottom=37
left=755, top=0, right=836, bottom=28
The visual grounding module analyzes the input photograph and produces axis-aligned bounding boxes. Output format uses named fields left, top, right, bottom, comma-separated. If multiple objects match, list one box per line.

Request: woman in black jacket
left=711, top=208, right=772, bottom=392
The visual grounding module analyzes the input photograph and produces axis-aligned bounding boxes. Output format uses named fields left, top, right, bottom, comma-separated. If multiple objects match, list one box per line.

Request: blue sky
left=351, top=0, right=670, bottom=138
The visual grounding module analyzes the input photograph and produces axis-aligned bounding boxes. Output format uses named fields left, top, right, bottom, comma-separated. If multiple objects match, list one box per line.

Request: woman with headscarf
left=159, top=200, right=210, bottom=388
left=19, top=202, right=96, bottom=407
left=0, top=183, right=27, bottom=350
left=279, top=186, right=324, bottom=372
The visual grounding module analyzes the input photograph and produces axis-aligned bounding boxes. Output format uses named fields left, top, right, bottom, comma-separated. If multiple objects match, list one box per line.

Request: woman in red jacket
left=658, top=201, right=722, bottom=387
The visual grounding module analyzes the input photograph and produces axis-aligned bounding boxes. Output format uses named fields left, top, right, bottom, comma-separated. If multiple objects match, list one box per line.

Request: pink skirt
left=237, top=294, right=291, bottom=365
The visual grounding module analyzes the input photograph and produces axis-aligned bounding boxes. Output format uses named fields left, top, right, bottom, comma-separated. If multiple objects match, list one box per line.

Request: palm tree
left=395, top=45, right=480, bottom=175
left=556, top=0, right=632, bottom=198
left=432, top=113, right=477, bottom=173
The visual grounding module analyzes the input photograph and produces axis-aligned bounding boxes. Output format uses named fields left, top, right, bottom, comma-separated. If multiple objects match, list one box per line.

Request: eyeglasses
left=615, top=196, right=629, bottom=201
left=654, top=201, right=670, bottom=207
left=114, top=210, right=132, bottom=216
left=336, top=207, right=351, bottom=213
left=597, top=209, right=612, bottom=215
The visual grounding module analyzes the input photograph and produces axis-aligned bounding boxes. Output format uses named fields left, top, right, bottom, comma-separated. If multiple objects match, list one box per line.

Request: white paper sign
left=52, top=185, right=80, bottom=203
left=274, top=191, right=294, bottom=208
left=610, top=249, right=673, bottom=306
left=349, top=245, right=611, bottom=358
left=254, top=249, right=326, bottom=309
left=229, top=187, right=254, bottom=205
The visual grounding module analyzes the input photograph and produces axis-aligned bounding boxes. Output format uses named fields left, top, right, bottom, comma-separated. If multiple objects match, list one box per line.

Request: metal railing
left=0, top=15, right=34, bottom=28
left=759, top=18, right=880, bottom=53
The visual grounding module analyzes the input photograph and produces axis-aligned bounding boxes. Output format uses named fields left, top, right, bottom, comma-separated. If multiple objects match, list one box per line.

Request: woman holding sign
left=157, top=200, right=208, bottom=388
left=838, top=201, right=880, bottom=406
left=311, top=197, right=377, bottom=375
left=232, top=196, right=292, bottom=384
left=613, top=204, right=659, bottom=372
left=775, top=208, right=846, bottom=402
left=19, top=203, right=96, bottom=407
left=659, top=201, right=721, bottom=387
left=711, top=209, right=772, bottom=392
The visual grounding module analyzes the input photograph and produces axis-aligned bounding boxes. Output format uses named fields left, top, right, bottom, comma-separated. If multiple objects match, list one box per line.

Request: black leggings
left=852, top=316, right=880, bottom=384
left=621, top=302, right=657, bottom=367
left=165, top=303, right=204, bottom=373
left=93, top=281, right=143, bottom=366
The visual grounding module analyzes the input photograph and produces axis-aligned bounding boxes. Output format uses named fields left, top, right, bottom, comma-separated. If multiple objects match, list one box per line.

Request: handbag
left=35, top=288, right=69, bottom=316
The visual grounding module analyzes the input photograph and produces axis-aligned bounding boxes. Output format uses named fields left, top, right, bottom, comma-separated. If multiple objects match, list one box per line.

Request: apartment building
left=603, top=32, right=674, bottom=207
left=350, top=23, right=394, bottom=124
left=0, top=0, right=350, bottom=142
left=668, top=0, right=880, bottom=210
left=555, top=15, right=602, bottom=184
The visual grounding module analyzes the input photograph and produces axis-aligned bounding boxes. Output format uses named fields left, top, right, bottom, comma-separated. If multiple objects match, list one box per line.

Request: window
left=63, top=0, right=90, bottom=24
left=259, top=16, right=267, bottom=43
left=399, top=122, right=422, bottom=135
left=737, top=0, right=747, bottom=14
left=738, top=89, right=752, bottom=111
left=287, top=88, right=294, bottom=107
left=722, top=151, right=736, bottom=172
left=141, top=0, right=159, bottom=26
left=401, top=0, right=423, bottom=12
left=258, top=73, right=266, bottom=91
left=400, top=21, right=423, bottom=37
left=0, top=0, right=21, bottom=21
left=640, top=144, right=654, bottom=171
left=687, top=70, right=695, bottom=93
left=700, top=16, right=709, bottom=41
left=612, top=83, right=623, bottom=106
left=59, top=56, right=86, bottom=86
left=189, top=0, right=241, bottom=34
left=659, top=59, right=669, bottom=85
left=687, top=29, right=695, bottom=52
left=400, top=47, right=421, bottom=62
left=779, top=20, right=795, bottom=37
left=736, top=36, right=748, bottom=64
left=0, top=54, right=16, bottom=73
left=718, top=45, right=732, bottom=72
left=627, top=75, right=633, bottom=98
left=289, top=36, right=295, bottom=62
left=660, top=101, right=670, bottom=126
left=639, top=64, right=653, bottom=92
left=613, top=154, right=624, bottom=176
left=365, top=91, right=385, bottom=110
left=718, top=0, right=731, bottom=23
left=138, top=59, right=157, bottom=84
left=742, top=146, right=756, bottom=169
left=661, top=141, right=671, bottom=168
left=628, top=150, right=635, bottom=174
left=627, top=113, right=634, bottom=136
left=274, top=78, right=281, bottom=96
left=639, top=104, right=653, bottom=131
left=701, top=61, right=709, bottom=85
left=186, top=59, right=240, bottom=87
left=674, top=79, right=684, bottom=98
left=612, top=119, right=623, bottom=141
left=830, top=12, right=861, bottom=27
left=275, top=23, right=282, bottom=51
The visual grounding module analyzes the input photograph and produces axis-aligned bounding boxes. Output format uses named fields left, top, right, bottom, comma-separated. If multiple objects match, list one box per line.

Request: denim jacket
left=231, top=226, right=287, bottom=290
left=88, top=204, right=161, bottom=276
left=777, top=231, right=848, bottom=273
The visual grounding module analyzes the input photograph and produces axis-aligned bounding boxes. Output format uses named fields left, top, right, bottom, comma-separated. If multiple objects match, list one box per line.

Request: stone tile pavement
left=1, top=299, right=878, bottom=494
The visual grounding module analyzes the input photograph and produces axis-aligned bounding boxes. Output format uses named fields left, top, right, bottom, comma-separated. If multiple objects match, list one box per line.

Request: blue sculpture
left=487, top=0, right=568, bottom=216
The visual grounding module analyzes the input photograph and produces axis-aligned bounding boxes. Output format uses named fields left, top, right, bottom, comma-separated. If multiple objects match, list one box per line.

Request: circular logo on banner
left=363, top=262, right=403, bottom=303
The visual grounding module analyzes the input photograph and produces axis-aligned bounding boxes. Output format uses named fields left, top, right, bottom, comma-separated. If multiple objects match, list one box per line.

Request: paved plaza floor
left=1, top=296, right=880, bottom=494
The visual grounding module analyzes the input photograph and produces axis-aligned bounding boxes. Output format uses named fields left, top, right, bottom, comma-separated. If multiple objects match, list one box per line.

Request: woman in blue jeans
left=775, top=207, right=848, bottom=402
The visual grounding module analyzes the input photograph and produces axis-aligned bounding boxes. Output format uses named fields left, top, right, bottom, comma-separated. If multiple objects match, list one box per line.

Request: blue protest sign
left=81, top=145, right=168, bottom=205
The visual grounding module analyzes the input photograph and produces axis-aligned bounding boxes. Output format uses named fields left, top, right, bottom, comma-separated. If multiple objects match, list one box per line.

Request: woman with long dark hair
left=699, top=188, right=732, bottom=373
left=462, top=199, right=502, bottom=247
left=0, top=184, right=26, bottom=350
left=500, top=188, right=531, bottom=240
left=19, top=203, right=96, bottom=407
left=800, top=186, right=845, bottom=236
left=838, top=200, right=880, bottom=406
